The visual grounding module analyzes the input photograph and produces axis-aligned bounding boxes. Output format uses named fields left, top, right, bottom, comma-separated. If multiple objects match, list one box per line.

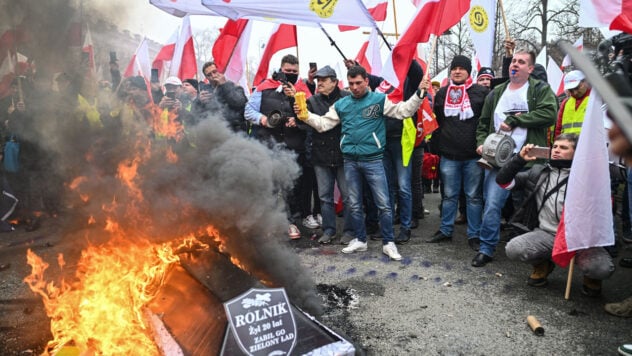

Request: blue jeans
left=345, top=159, right=394, bottom=244
left=314, top=165, right=354, bottom=237
left=479, top=168, right=511, bottom=257
left=383, top=139, right=412, bottom=230
left=439, top=157, right=483, bottom=237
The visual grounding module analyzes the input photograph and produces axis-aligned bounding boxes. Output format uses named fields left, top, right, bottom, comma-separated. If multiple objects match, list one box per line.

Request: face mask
left=284, top=73, right=298, bottom=84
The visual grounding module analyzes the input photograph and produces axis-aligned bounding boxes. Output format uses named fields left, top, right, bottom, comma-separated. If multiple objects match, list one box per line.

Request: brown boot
left=605, top=296, right=632, bottom=317
left=582, top=276, right=602, bottom=297
left=455, top=214, right=467, bottom=225
left=527, top=261, right=555, bottom=287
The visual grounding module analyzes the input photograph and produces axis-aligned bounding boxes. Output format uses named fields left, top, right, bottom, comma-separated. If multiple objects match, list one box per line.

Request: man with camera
left=474, top=50, right=558, bottom=267
left=193, top=61, right=248, bottom=132
left=245, top=54, right=313, bottom=239
left=498, top=134, right=614, bottom=295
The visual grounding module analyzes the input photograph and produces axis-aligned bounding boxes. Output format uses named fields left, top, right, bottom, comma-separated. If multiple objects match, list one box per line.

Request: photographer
left=498, top=134, right=614, bottom=295
left=244, top=54, right=313, bottom=239
left=193, top=61, right=247, bottom=132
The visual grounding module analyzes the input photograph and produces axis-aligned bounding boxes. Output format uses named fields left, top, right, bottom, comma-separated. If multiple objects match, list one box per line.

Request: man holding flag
left=498, top=134, right=614, bottom=295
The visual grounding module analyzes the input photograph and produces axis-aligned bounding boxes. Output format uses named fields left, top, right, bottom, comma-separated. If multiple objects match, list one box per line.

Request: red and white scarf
left=444, top=77, right=474, bottom=120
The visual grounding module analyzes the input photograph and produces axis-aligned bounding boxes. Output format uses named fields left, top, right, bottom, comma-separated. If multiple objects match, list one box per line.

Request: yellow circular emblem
left=469, top=5, right=489, bottom=33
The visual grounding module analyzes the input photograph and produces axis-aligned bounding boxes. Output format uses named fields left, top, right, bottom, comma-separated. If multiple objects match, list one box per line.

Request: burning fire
left=24, top=236, right=210, bottom=355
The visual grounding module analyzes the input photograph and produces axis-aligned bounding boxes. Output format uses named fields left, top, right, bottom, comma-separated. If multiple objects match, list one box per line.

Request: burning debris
left=3, top=1, right=324, bottom=353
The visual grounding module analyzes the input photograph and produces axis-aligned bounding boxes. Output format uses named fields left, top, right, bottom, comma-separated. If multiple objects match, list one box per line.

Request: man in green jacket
left=472, top=50, right=558, bottom=267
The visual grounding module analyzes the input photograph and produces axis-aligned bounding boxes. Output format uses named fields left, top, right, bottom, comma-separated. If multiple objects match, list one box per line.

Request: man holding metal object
left=474, top=50, right=558, bottom=267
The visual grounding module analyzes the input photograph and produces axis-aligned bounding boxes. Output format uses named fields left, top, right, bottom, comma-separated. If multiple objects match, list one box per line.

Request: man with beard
left=245, top=54, right=313, bottom=239
left=499, top=134, right=614, bottom=295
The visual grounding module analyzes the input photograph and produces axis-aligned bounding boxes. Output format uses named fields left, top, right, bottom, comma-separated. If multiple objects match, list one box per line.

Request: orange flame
left=24, top=236, right=209, bottom=355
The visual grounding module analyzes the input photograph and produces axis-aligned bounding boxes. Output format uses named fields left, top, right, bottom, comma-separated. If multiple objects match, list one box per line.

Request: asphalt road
left=1, top=191, right=631, bottom=355
left=291, top=191, right=632, bottom=355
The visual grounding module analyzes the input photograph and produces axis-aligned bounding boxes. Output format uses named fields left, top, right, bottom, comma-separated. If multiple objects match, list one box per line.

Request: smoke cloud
left=2, top=0, right=323, bottom=314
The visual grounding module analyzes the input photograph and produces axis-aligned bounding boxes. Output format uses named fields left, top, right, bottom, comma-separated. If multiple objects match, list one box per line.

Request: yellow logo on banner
left=469, top=5, right=489, bottom=33
left=309, top=0, right=339, bottom=18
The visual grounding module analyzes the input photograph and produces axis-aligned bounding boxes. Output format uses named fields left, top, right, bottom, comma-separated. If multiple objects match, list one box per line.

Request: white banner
left=467, top=0, right=496, bottom=68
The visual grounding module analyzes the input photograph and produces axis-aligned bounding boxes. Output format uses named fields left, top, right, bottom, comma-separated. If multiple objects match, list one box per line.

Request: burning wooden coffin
left=146, top=247, right=355, bottom=355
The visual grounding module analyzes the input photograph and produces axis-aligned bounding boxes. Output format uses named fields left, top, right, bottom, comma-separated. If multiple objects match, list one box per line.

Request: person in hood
left=498, top=133, right=614, bottom=295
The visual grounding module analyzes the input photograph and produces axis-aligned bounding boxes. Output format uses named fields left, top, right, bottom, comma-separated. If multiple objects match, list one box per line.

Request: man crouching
left=497, top=133, right=614, bottom=296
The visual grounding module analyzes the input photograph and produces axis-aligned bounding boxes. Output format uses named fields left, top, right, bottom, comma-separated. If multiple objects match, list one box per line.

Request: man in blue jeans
left=304, top=66, right=355, bottom=244
left=422, top=55, right=489, bottom=249
left=474, top=50, right=557, bottom=267
left=294, top=66, right=426, bottom=260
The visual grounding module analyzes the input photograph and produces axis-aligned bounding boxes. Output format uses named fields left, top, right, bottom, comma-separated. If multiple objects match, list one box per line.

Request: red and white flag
left=561, top=36, right=583, bottom=70
left=212, top=19, right=249, bottom=74
left=150, top=0, right=220, bottom=16
left=467, top=0, right=496, bottom=68
left=381, top=0, right=471, bottom=101
left=82, top=24, right=95, bottom=75
left=152, top=29, right=178, bottom=79
left=355, top=28, right=382, bottom=75
left=253, top=24, right=297, bottom=87
left=552, top=92, right=614, bottom=267
left=222, top=20, right=254, bottom=93
left=340, top=0, right=388, bottom=31
left=168, top=15, right=197, bottom=80
left=124, top=38, right=151, bottom=80
left=579, top=0, right=632, bottom=33
left=545, top=55, right=564, bottom=96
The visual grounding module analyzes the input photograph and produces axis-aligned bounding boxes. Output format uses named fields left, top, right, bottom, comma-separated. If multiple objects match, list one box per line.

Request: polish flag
left=222, top=20, right=254, bottom=93
left=552, top=92, right=614, bottom=267
left=253, top=24, right=297, bottom=87
left=561, top=36, right=583, bottom=70
left=416, top=96, right=438, bottom=145
left=168, top=15, right=197, bottom=80
left=355, top=28, right=382, bottom=75
left=124, top=38, right=151, bottom=80
left=381, top=0, right=471, bottom=101
left=339, top=0, right=388, bottom=31
left=82, top=24, right=95, bottom=75
left=212, top=19, right=249, bottom=74
left=579, top=0, right=632, bottom=33
left=152, top=29, right=178, bottom=79
left=545, top=55, right=564, bottom=96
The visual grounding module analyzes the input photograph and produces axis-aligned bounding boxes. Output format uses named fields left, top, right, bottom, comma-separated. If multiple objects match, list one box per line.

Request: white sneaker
left=302, top=215, right=319, bottom=229
left=341, top=239, right=368, bottom=254
left=288, top=224, right=301, bottom=239
left=316, top=214, right=323, bottom=226
left=382, top=242, right=402, bottom=261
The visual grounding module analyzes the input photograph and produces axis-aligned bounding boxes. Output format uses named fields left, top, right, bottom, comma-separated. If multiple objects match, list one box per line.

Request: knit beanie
left=450, top=55, right=472, bottom=75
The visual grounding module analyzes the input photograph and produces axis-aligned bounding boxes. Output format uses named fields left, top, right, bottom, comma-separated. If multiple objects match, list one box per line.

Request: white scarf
left=444, top=78, right=474, bottom=120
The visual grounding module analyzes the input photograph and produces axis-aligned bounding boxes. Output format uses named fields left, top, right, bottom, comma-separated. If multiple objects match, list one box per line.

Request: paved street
left=291, top=191, right=632, bottom=355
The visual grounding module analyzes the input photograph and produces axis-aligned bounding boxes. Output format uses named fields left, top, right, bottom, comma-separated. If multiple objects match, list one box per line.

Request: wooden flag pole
left=564, top=256, right=576, bottom=300
left=497, top=0, right=510, bottom=39
left=392, top=0, right=400, bottom=41
left=415, top=35, right=439, bottom=99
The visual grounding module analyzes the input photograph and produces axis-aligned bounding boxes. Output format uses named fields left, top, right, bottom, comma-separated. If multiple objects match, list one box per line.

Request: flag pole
left=416, top=35, right=439, bottom=99
left=497, top=0, right=510, bottom=39
left=564, top=256, right=575, bottom=300
left=318, top=24, right=348, bottom=60
left=392, top=0, right=400, bottom=41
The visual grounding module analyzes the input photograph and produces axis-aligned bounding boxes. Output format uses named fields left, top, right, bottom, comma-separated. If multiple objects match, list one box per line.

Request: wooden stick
left=416, top=35, right=440, bottom=99
left=497, top=0, right=510, bottom=39
left=564, top=256, right=575, bottom=300
left=392, top=0, right=400, bottom=41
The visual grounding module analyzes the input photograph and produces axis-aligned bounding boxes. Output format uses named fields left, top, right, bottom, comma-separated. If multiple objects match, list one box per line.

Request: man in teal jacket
left=473, top=50, right=558, bottom=267
left=295, top=66, right=425, bottom=261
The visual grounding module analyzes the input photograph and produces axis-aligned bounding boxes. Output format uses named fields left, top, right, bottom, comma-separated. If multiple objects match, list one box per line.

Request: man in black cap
left=423, top=55, right=489, bottom=256
left=305, top=65, right=354, bottom=244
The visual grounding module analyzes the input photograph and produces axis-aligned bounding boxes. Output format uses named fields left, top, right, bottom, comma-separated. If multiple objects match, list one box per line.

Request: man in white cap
left=159, top=76, right=184, bottom=112
left=553, top=70, right=591, bottom=138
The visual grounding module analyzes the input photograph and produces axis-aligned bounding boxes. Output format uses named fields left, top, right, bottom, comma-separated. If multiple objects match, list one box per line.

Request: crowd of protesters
left=4, top=35, right=632, bottom=353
